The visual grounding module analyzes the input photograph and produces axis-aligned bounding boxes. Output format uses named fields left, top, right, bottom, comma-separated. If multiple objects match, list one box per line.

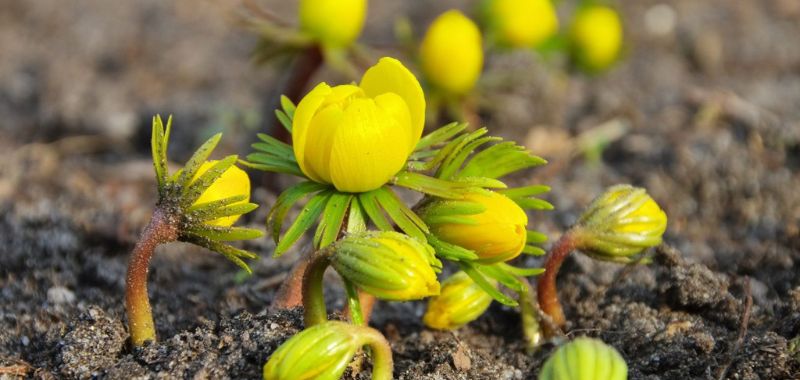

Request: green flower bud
left=331, top=231, right=441, bottom=301
left=263, top=321, right=392, bottom=380
left=423, top=271, right=494, bottom=330
left=539, top=337, right=627, bottom=380
left=572, top=185, right=667, bottom=263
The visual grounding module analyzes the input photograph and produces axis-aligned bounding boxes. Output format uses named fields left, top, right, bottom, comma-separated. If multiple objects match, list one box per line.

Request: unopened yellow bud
left=298, top=0, right=367, bottom=49
left=573, top=185, right=667, bottom=261
left=485, top=0, right=559, bottom=48
left=331, top=231, right=441, bottom=301
left=570, top=5, right=623, bottom=72
left=419, top=10, right=483, bottom=96
left=539, top=337, right=627, bottom=380
left=421, top=191, right=528, bottom=264
left=293, top=57, right=425, bottom=193
left=191, top=161, right=250, bottom=227
left=423, top=271, right=494, bottom=330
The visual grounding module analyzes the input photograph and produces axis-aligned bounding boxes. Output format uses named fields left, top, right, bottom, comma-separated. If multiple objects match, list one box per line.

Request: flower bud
left=539, top=337, right=627, bottom=380
left=419, top=10, right=483, bottom=96
left=573, top=185, right=667, bottom=261
left=485, top=0, right=559, bottom=49
left=420, top=191, right=528, bottom=264
left=293, top=57, right=425, bottom=192
left=330, top=231, right=440, bottom=301
left=423, top=271, right=494, bottom=330
left=191, top=161, right=250, bottom=227
left=298, top=0, right=367, bottom=49
left=569, top=5, right=623, bottom=72
left=263, top=321, right=381, bottom=380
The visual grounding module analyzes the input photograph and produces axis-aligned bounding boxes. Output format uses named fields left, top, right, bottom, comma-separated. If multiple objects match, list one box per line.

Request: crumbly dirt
left=2, top=0, right=800, bottom=379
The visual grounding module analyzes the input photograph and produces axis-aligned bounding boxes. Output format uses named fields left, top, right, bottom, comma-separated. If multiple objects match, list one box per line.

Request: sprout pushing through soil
left=125, top=116, right=262, bottom=346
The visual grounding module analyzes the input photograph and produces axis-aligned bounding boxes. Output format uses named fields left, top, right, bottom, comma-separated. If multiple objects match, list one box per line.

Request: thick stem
left=302, top=250, right=332, bottom=327
left=271, top=248, right=313, bottom=310
left=125, top=208, right=178, bottom=346
left=536, top=232, right=577, bottom=333
left=362, top=329, right=394, bottom=380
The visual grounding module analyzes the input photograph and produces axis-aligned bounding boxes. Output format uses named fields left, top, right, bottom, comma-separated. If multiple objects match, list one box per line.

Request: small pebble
left=47, top=286, right=76, bottom=305
left=21, top=336, right=30, bottom=346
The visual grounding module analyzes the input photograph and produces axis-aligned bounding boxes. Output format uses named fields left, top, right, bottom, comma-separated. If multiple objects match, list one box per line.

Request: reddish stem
left=271, top=249, right=313, bottom=310
left=125, top=208, right=178, bottom=346
left=273, top=45, right=323, bottom=144
left=536, top=232, right=577, bottom=334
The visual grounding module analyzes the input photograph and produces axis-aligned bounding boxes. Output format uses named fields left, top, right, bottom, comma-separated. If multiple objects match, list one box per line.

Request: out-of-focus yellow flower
left=292, top=57, right=425, bottom=193
left=419, top=10, right=483, bottom=96
left=538, top=337, right=628, bottom=380
left=569, top=5, right=623, bottom=72
left=191, top=161, right=251, bottom=227
left=485, top=0, right=559, bottom=49
left=421, top=191, right=528, bottom=264
left=331, top=231, right=441, bottom=301
left=423, top=271, right=494, bottom=330
left=573, top=185, right=667, bottom=261
left=298, top=0, right=367, bottom=49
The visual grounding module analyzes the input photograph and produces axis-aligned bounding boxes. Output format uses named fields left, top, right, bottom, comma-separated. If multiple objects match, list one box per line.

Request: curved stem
left=536, top=232, right=577, bottom=334
left=517, top=278, right=542, bottom=352
left=361, top=329, right=394, bottom=380
left=125, top=208, right=178, bottom=346
left=271, top=248, right=313, bottom=310
left=302, top=249, right=332, bottom=326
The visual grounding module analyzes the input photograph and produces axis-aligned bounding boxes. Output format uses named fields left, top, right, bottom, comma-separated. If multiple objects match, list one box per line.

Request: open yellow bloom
left=298, top=0, right=367, bottom=49
left=486, top=0, right=559, bottom=48
left=421, top=191, right=528, bottom=263
left=424, top=271, right=494, bottom=330
left=570, top=5, right=623, bottom=72
left=191, top=161, right=251, bottom=227
left=293, top=57, right=425, bottom=193
left=419, top=10, right=483, bottom=96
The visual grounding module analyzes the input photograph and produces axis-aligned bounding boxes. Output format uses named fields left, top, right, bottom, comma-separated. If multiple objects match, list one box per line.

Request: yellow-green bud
left=539, top=337, right=627, bottom=380
left=331, top=231, right=441, bottom=301
left=420, top=191, right=528, bottom=264
left=569, top=5, right=623, bottom=73
left=419, top=10, right=484, bottom=96
left=190, top=161, right=251, bottom=227
left=263, top=321, right=391, bottom=380
left=298, top=0, right=367, bottom=49
left=423, top=271, right=494, bottom=330
left=572, top=185, right=667, bottom=262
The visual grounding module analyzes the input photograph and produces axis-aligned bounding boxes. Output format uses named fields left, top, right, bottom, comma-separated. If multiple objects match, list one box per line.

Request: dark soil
left=2, top=0, right=799, bottom=379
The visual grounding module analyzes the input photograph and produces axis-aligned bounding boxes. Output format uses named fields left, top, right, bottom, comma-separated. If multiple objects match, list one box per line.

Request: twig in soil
left=716, top=276, right=753, bottom=380
left=0, top=360, right=32, bottom=377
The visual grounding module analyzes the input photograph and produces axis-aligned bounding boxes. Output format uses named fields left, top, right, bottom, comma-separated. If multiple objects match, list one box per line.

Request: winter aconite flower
left=263, top=321, right=392, bottom=380
left=420, top=10, right=484, bottom=96
left=539, top=337, right=628, bottom=380
left=191, top=161, right=251, bottom=227
left=293, top=57, right=425, bottom=193
left=485, top=0, right=559, bottom=49
left=298, top=0, right=367, bottom=49
left=569, top=5, right=623, bottom=73
left=424, top=271, right=495, bottom=330
left=420, top=191, right=528, bottom=264
left=572, top=184, right=667, bottom=262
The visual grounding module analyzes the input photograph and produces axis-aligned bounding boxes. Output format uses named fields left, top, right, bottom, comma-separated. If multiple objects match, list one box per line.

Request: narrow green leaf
left=181, top=155, right=238, bottom=208
left=268, top=181, right=327, bottom=244
left=478, top=264, right=527, bottom=293
left=499, top=185, right=551, bottom=198
left=151, top=115, right=167, bottom=190
left=496, top=262, right=545, bottom=277
left=374, top=187, right=428, bottom=240
left=274, top=191, right=331, bottom=256
left=275, top=109, right=293, bottom=134
left=188, top=195, right=248, bottom=214
left=393, top=171, right=476, bottom=199
left=346, top=200, right=367, bottom=233
left=192, top=238, right=258, bottom=274
left=189, top=203, right=259, bottom=222
left=240, top=159, right=304, bottom=177
left=427, top=234, right=479, bottom=261
left=177, top=133, right=222, bottom=189
left=185, top=225, right=264, bottom=241
left=526, top=230, right=548, bottom=244
left=512, top=197, right=555, bottom=210
left=280, top=95, right=296, bottom=119
left=459, top=142, right=547, bottom=179
left=314, top=192, right=351, bottom=248
left=522, top=245, right=546, bottom=256
left=459, top=262, right=518, bottom=306
left=437, top=136, right=500, bottom=180
left=454, top=176, right=508, bottom=189
left=415, top=122, right=466, bottom=151
left=357, top=191, right=394, bottom=232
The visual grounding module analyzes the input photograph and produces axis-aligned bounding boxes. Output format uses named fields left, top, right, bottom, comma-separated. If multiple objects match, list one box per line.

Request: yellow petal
left=419, top=10, right=483, bottom=95
left=328, top=98, right=412, bottom=192
left=360, top=57, right=426, bottom=145
left=192, top=161, right=250, bottom=227
left=298, top=0, right=367, bottom=48
left=303, top=103, right=345, bottom=184
left=293, top=83, right=332, bottom=183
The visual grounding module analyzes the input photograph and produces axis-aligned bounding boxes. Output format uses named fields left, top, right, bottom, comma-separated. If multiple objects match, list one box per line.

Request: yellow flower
left=573, top=185, right=667, bottom=261
left=191, top=161, right=251, bottom=227
left=419, top=10, right=483, bottom=96
left=331, top=231, right=440, bottom=301
left=421, top=191, right=528, bottom=264
left=298, top=0, right=367, bottom=49
left=486, top=0, right=559, bottom=49
left=293, top=57, right=425, bottom=193
left=423, top=271, right=494, bottom=330
left=570, top=5, right=623, bottom=72
left=539, top=337, right=628, bottom=380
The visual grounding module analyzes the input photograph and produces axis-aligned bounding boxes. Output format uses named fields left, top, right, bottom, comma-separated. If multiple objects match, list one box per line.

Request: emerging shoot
left=539, top=337, right=628, bottom=380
